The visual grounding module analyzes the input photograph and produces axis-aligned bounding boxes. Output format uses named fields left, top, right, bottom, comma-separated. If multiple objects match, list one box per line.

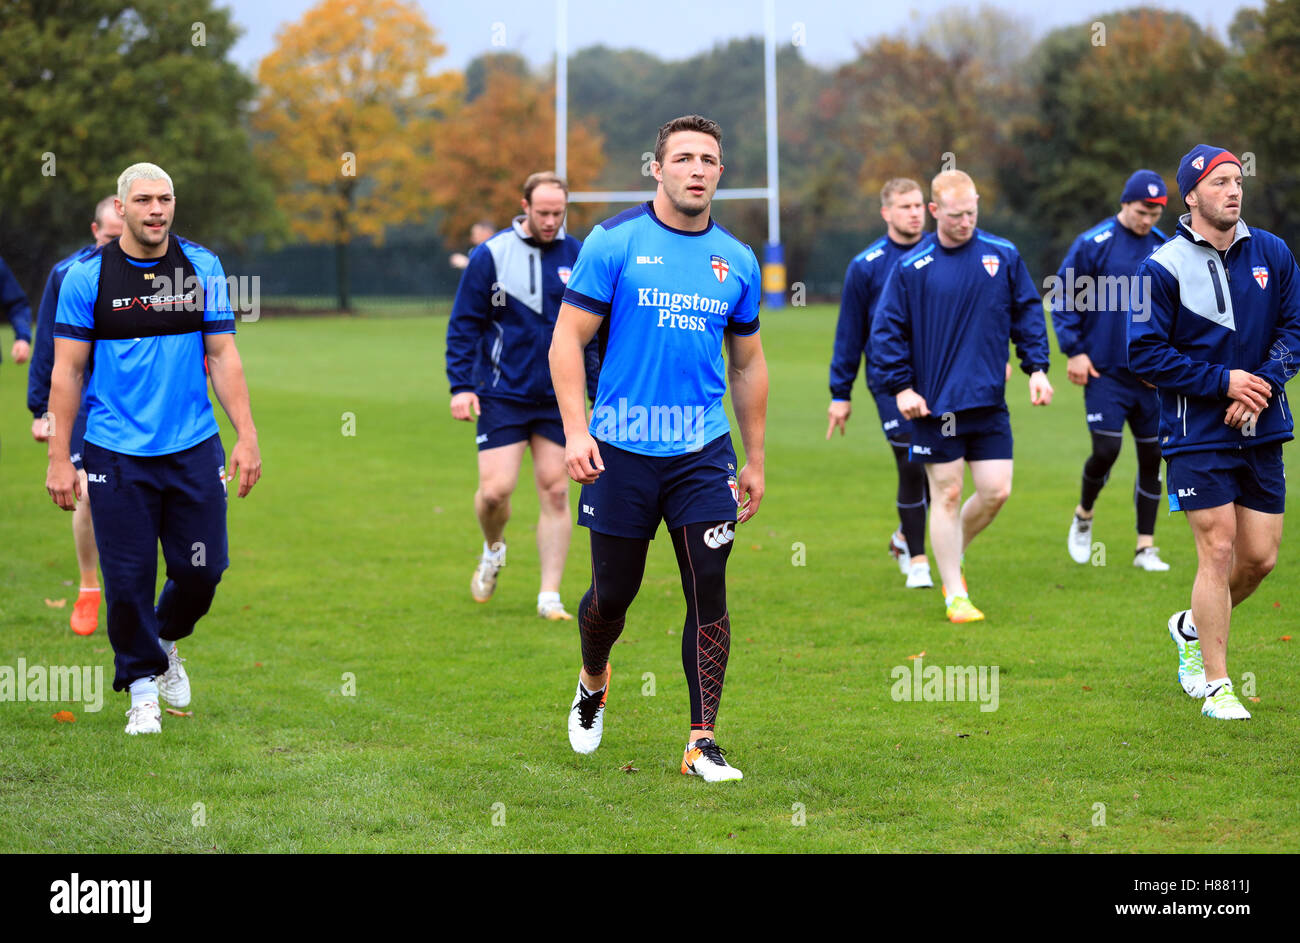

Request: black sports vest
left=92, top=238, right=204, bottom=340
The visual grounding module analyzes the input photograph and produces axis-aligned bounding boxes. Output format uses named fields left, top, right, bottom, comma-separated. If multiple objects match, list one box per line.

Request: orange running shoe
left=71, top=588, right=101, bottom=636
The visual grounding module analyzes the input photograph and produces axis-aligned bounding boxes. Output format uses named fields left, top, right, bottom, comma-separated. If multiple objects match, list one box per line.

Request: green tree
left=1011, top=8, right=1231, bottom=277
left=0, top=0, right=278, bottom=299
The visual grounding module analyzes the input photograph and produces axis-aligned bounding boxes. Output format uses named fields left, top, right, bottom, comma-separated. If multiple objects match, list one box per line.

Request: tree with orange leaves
left=254, top=0, right=459, bottom=311
left=432, top=59, right=605, bottom=245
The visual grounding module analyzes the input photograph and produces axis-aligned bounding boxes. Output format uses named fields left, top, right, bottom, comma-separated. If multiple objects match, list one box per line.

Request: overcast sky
left=222, top=0, right=1250, bottom=75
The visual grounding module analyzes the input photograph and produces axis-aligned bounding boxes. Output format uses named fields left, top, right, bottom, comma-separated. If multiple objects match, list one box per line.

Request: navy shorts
left=873, top=391, right=912, bottom=446
left=578, top=434, right=740, bottom=539
left=475, top=396, right=564, bottom=451
left=1166, top=444, right=1286, bottom=514
left=1085, top=371, right=1159, bottom=440
left=910, top=403, right=1013, bottom=464
left=69, top=405, right=88, bottom=471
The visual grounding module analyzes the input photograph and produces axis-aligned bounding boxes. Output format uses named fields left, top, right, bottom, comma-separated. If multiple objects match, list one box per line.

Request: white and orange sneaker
left=682, top=737, right=743, bottom=781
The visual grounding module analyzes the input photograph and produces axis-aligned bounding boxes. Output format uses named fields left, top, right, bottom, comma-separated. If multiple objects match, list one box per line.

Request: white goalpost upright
left=553, top=0, right=786, bottom=307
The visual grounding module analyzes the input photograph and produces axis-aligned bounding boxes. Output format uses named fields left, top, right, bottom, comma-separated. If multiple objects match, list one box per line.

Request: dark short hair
left=523, top=171, right=568, bottom=203
left=654, top=115, right=723, bottom=166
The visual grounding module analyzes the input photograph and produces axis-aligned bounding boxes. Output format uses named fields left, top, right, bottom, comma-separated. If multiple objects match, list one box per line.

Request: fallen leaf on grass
left=44, top=598, right=66, bottom=608
left=1081, top=685, right=1092, bottom=691
left=52, top=711, right=75, bottom=723
left=61, top=580, right=74, bottom=587
left=1248, top=697, right=1261, bottom=703
left=620, top=763, right=638, bottom=773
left=93, top=648, right=106, bottom=654
left=907, top=651, right=926, bottom=660
left=1281, top=635, right=1292, bottom=642
left=164, top=708, right=193, bottom=717
left=254, top=662, right=263, bottom=667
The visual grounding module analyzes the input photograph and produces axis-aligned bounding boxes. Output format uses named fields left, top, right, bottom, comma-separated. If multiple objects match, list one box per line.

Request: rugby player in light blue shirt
left=46, top=163, right=261, bottom=736
left=550, top=115, right=768, bottom=782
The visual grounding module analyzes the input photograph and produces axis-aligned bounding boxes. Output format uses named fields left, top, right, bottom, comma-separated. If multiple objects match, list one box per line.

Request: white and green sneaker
left=1202, top=679, right=1251, bottom=720
left=1168, top=610, right=1206, bottom=698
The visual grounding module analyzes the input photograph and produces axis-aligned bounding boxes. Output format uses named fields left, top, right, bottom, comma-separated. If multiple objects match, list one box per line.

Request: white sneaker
left=1168, top=610, right=1206, bottom=697
left=471, top=543, right=506, bottom=603
left=538, top=599, right=573, bottom=621
left=905, top=561, right=933, bottom=588
left=568, top=668, right=610, bottom=754
left=124, top=701, right=161, bottom=735
left=681, top=738, right=743, bottom=781
left=1067, top=514, right=1093, bottom=564
left=1202, top=679, right=1251, bottom=720
left=157, top=643, right=191, bottom=708
left=1133, top=547, right=1170, bottom=571
left=888, top=531, right=910, bottom=574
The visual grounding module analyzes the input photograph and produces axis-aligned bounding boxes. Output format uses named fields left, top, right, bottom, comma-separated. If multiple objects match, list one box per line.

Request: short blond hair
left=930, top=170, right=976, bottom=206
left=117, top=162, right=174, bottom=203
left=880, top=178, right=923, bottom=208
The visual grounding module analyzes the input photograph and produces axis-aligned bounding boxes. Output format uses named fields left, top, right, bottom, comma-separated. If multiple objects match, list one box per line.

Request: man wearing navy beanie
left=1052, top=170, right=1171, bottom=572
left=1129, top=144, right=1300, bottom=720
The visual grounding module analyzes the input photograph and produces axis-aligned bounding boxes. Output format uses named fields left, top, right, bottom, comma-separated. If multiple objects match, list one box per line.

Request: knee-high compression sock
left=1134, top=438, right=1163, bottom=536
left=671, top=521, right=733, bottom=732
left=578, top=530, right=649, bottom=678
left=893, top=443, right=928, bottom=556
left=1080, top=431, right=1123, bottom=512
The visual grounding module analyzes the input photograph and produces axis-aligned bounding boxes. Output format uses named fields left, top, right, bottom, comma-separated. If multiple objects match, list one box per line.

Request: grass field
left=1, top=303, right=1296, bottom=853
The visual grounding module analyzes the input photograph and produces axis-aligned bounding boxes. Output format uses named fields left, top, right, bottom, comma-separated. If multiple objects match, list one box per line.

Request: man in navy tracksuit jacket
left=872, top=170, right=1054, bottom=623
left=446, top=171, right=597, bottom=621
left=28, top=196, right=123, bottom=636
left=1, top=254, right=33, bottom=371
left=826, top=177, right=933, bottom=589
left=1052, top=170, right=1172, bottom=572
left=1128, top=145, right=1300, bottom=721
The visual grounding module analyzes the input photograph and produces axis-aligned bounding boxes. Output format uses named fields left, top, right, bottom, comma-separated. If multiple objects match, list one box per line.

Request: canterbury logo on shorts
left=703, top=523, right=735, bottom=549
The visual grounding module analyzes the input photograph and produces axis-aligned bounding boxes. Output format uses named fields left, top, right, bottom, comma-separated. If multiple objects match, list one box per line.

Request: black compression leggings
left=578, top=522, right=734, bottom=731
left=1079, top=431, right=1162, bottom=535
left=892, top=443, right=929, bottom=556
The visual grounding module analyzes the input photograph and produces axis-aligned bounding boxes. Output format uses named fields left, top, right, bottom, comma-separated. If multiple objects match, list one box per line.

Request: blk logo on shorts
left=703, top=523, right=734, bottom=549
left=1087, top=412, right=1103, bottom=423
left=1177, top=487, right=1197, bottom=498
left=912, top=445, right=932, bottom=456
left=87, top=473, right=107, bottom=484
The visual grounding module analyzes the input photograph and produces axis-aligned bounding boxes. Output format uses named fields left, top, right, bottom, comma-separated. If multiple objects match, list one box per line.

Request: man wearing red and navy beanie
left=1129, top=143, right=1300, bottom=720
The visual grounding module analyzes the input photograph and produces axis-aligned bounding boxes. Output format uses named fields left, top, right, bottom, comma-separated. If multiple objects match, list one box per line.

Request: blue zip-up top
left=829, top=234, right=928, bottom=399
left=870, top=228, right=1051, bottom=416
left=446, top=217, right=597, bottom=403
left=29, top=244, right=98, bottom=418
left=1052, top=216, right=1166, bottom=375
left=1, top=254, right=33, bottom=363
left=1128, top=215, right=1300, bottom=456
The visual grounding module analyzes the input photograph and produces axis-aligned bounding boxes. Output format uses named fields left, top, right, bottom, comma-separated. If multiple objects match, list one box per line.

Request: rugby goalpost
left=553, top=0, right=786, bottom=307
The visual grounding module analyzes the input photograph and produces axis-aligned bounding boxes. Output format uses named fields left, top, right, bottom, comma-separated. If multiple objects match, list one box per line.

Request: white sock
left=482, top=541, right=505, bottom=560
left=945, top=591, right=968, bottom=607
left=538, top=591, right=561, bottom=607
left=1205, top=677, right=1230, bottom=695
left=129, top=677, right=159, bottom=707
left=158, top=637, right=174, bottom=656
left=79, top=586, right=101, bottom=594
left=1179, top=612, right=1198, bottom=639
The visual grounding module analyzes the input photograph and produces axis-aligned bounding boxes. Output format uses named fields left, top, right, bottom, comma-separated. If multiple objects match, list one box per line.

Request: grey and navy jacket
left=1, top=254, right=33, bottom=364
left=1128, top=215, right=1300, bottom=456
left=446, top=217, right=598, bottom=403
left=829, top=234, right=924, bottom=400
left=1051, top=216, right=1166, bottom=376
left=871, top=229, right=1051, bottom=416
